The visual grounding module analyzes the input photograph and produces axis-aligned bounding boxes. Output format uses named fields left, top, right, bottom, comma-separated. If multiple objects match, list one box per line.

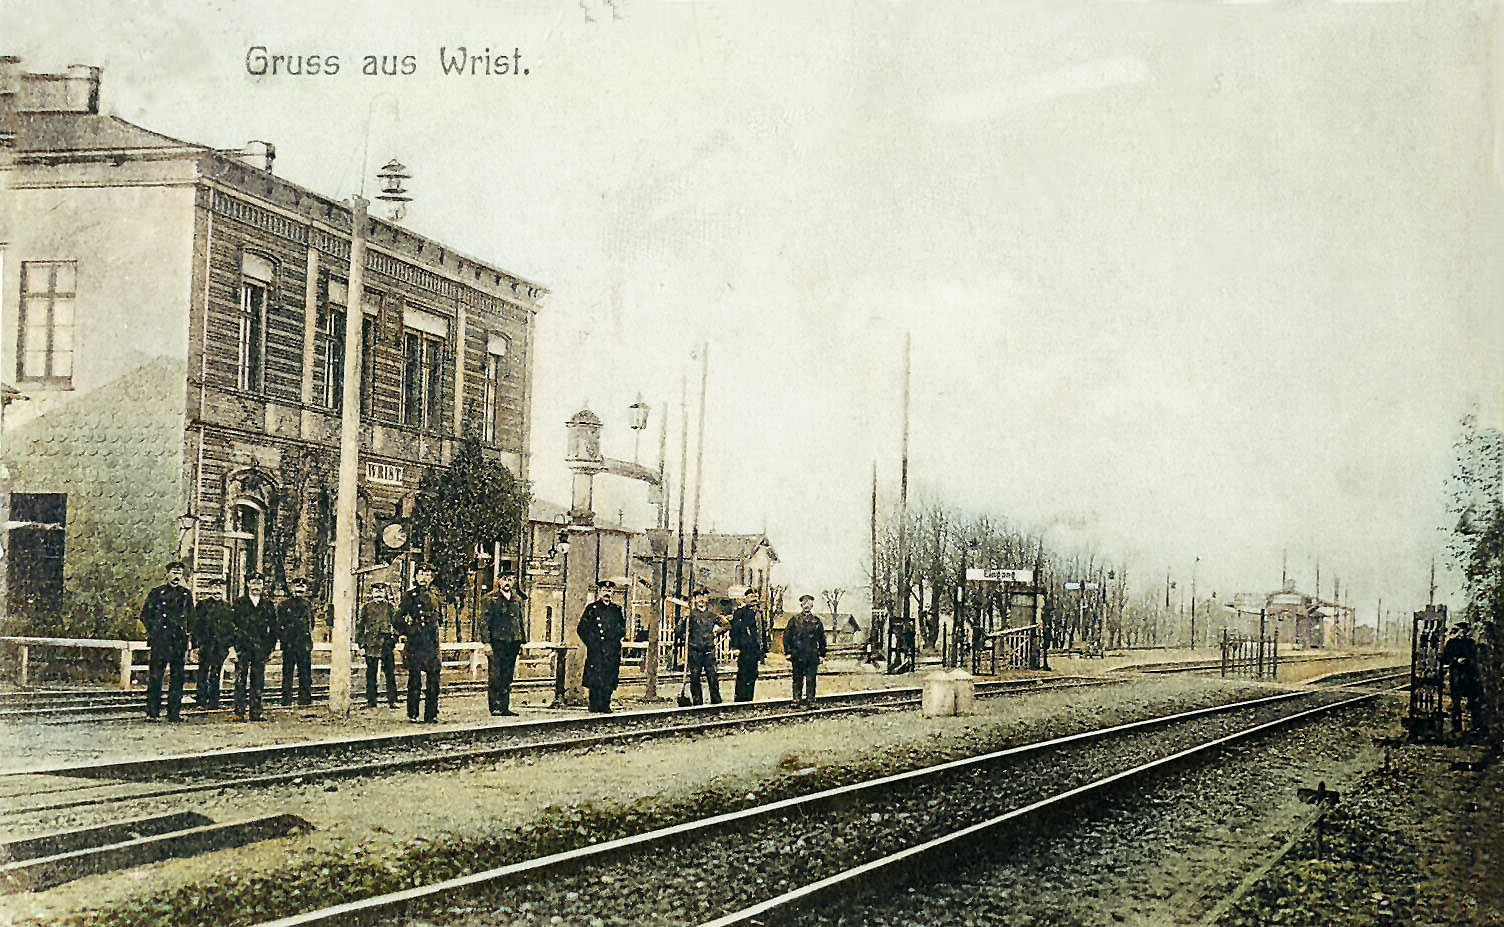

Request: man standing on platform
left=578, top=580, right=626, bottom=713
left=685, top=587, right=729, bottom=705
left=277, top=577, right=315, bottom=707
left=730, top=586, right=766, bottom=702
left=140, top=561, right=193, bottom=722
left=481, top=572, right=527, bottom=716
left=355, top=583, right=399, bottom=709
left=395, top=564, right=444, bottom=723
left=190, top=578, right=234, bottom=710
left=231, top=574, right=277, bottom=721
left=784, top=594, right=827, bottom=708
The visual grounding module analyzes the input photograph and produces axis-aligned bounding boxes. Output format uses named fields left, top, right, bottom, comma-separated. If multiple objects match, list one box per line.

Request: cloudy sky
left=5, top=0, right=1501, bottom=620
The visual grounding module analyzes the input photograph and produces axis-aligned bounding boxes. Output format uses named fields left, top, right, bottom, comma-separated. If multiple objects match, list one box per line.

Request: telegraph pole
left=327, top=195, right=368, bottom=718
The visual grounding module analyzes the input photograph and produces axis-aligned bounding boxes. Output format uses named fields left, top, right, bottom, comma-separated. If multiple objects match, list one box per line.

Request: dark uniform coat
left=578, top=600, right=626, bottom=690
left=395, top=586, right=444, bottom=666
left=354, top=600, right=397, bottom=653
left=191, top=598, right=235, bottom=659
left=480, top=591, right=526, bottom=645
left=231, top=595, right=279, bottom=661
left=277, top=596, right=316, bottom=654
left=140, top=583, right=193, bottom=658
left=730, top=604, right=765, bottom=659
left=783, top=613, right=828, bottom=662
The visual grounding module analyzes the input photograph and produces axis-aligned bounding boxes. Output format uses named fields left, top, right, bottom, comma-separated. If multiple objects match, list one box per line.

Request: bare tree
left=821, top=587, right=845, bottom=625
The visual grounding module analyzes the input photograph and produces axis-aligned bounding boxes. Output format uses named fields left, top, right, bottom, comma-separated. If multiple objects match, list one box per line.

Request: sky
left=4, top=0, right=1501, bottom=623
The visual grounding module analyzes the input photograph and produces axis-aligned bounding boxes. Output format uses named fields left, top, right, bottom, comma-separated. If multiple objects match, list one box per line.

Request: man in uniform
left=276, top=577, right=315, bottom=707
left=1442, top=622, right=1487, bottom=737
left=578, top=580, right=626, bottom=713
left=730, top=586, right=766, bottom=702
left=190, top=578, right=234, bottom=710
left=481, top=573, right=527, bottom=716
left=784, top=594, right=828, bottom=708
left=231, top=574, right=278, bottom=721
left=395, top=564, right=444, bottom=723
left=140, top=561, right=193, bottom=722
left=684, top=587, right=729, bottom=705
left=355, top=582, right=399, bottom=709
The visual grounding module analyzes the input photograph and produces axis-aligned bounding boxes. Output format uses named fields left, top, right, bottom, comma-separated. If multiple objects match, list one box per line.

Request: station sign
left=966, top=568, right=1033, bottom=583
left=1065, top=581, right=1101, bottom=591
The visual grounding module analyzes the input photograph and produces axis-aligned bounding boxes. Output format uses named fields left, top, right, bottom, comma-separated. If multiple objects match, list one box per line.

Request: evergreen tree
left=411, top=435, right=531, bottom=601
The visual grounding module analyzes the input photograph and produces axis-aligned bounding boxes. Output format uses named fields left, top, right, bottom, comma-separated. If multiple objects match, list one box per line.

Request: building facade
left=1, top=59, right=543, bottom=626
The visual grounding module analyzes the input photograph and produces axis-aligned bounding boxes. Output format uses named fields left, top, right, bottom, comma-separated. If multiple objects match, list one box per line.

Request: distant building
left=1, top=58, right=544, bottom=625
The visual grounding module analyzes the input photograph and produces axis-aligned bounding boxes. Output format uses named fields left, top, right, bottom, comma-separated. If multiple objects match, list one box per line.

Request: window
left=482, top=333, right=510, bottom=442
left=238, top=253, right=274, bottom=392
left=400, top=308, right=449, bottom=431
left=319, top=282, right=379, bottom=414
left=17, top=261, right=77, bottom=384
left=317, top=305, right=346, bottom=410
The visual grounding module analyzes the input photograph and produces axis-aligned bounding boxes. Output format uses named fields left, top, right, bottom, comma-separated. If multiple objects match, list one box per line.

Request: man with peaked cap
left=230, top=574, right=278, bottom=721
left=355, top=582, right=399, bottom=709
left=190, top=577, right=234, bottom=710
left=684, top=587, right=729, bottom=705
left=784, top=594, right=827, bottom=708
left=730, top=586, right=766, bottom=702
left=141, top=561, right=193, bottom=722
left=277, top=577, right=316, bottom=707
left=395, top=564, right=444, bottom=722
left=481, top=573, right=527, bottom=716
left=578, top=580, right=627, bottom=712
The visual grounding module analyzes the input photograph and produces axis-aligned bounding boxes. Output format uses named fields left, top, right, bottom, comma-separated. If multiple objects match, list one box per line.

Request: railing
left=0, top=637, right=148, bottom=688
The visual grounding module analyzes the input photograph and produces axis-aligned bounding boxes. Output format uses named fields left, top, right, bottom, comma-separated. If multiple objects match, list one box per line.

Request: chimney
left=0, top=56, right=21, bottom=97
left=64, top=64, right=101, bottom=114
left=238, top=139, right=276, bottom=173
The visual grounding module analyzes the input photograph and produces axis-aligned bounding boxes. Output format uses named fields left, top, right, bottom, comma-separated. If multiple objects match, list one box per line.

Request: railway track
left=235, top=667, right=1403, bottom=927
left=0, top=676, right=1113, bottom=818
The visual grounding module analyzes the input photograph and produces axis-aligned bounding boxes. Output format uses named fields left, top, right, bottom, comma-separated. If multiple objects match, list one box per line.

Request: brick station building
left=0, top=59, right=543, bottom=626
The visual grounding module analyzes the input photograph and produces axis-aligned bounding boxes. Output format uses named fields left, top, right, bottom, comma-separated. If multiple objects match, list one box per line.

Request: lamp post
left=176, top=512, right=198, bottom=569
left=470, top=545, right=492, bottom=641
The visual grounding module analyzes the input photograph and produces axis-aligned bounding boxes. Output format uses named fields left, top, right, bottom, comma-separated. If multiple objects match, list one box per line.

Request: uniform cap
left=799, top=594, right=815, bottom=603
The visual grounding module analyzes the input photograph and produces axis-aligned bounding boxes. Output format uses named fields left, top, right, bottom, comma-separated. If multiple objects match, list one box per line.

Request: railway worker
left=395, top=564, right=445, bottom=723
left=355, top=582, right=399, bottom=709
left=685, top=587, right=729, bottom=705
left=730, top=586, right=766, bottom=702
left=230, top=574, right=278, bottom=722
left=190, top=578, right=234, bottom=710
left=1442, top=622, right=1486, bottom=737
left=784, top=594, right=827, bottom=708
left=481, top=573, right=527, bottom=716
left=140, top=561, right=193, bottom=722
left=578, top=580, right=627, bottom=713
left=277, top=577, right=316, bottom=707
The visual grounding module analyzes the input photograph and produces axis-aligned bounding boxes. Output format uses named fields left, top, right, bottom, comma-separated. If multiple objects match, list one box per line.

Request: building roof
left=636, top=530, right=779, bottom=563
left=9, top=111, right=203, bottom=155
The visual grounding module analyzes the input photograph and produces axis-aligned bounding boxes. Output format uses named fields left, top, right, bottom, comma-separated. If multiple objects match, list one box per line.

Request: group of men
left=575, top=581, right=829, bottom=712
left=141, top=557, right=835, bottom=722
left=139, top=561, right=452, bottom=723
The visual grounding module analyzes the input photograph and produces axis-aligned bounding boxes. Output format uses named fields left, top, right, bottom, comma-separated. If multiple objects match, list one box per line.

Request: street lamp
left=376, top=158, right=413, bottom=221
left=627, top=397, right=650, bottom=464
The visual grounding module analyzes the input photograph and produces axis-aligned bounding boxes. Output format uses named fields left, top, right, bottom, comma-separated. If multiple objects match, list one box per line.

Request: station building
left=0, top=58, right=543, bottom=628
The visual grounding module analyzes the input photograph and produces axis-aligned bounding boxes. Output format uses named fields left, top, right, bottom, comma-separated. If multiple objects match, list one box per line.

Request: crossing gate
left=1405, top=605, right=1448, bottom=741
left=974, top=625, right=1040, bottom=674
left=1220, top=629, right=1278, bottom=679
